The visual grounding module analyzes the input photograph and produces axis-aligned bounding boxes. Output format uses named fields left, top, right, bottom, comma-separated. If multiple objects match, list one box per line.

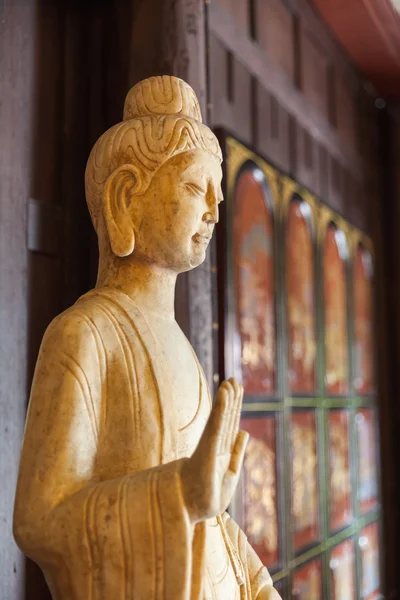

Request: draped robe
left=14, top=288, right=276, bottom=600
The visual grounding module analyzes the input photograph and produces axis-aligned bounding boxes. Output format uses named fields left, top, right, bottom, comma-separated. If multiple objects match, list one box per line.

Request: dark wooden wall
left=0, top=0, right=95, bottom=596
left=207, top=1, right=397, bottom=596
left=208, top=0, right=381, bottom=233
left=0, top=2, right=34, bottom=597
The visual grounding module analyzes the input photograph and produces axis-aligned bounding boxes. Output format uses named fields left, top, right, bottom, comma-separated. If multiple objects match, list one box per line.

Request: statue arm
left=13, top=312, right=200, bottom=598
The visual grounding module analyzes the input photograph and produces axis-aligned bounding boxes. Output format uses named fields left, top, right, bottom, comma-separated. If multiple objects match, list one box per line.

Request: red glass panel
left=239, top=415, right=279, bottom=567
left=356, top=409, right=379, bottom=514
left=292, top=559, right=323, bottom=600
left=360, top=523, right=381, bottom=600
left=354, top=247, right=374, bottom=394
left=324, top=226, right=348, bottom=395
left=330, top=539, right=356, bottom=600
left=290, top=411, right=319, bottom=549
left=328, top=410, right=352, bottom=531
left=286, top=200, right=316, bottom=394
left=234, top=168, right=275, bottom=395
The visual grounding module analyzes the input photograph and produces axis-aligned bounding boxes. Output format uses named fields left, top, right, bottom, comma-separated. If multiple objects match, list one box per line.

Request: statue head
left=85, top=76, right=223, bottom=273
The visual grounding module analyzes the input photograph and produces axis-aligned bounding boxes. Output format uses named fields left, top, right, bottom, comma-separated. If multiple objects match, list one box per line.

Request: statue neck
left=96, top=254, right=177, bottom=321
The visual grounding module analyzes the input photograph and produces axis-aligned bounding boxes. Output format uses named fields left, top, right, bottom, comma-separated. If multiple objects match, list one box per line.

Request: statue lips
left=192, top=232, right=212, bottom=245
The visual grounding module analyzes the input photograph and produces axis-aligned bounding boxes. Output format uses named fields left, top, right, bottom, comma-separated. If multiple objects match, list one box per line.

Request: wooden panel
left=210, top=34, right=252, bottom=144
left=301, top=31, right=328, bottom=119
left=327, top=155, right=344, bottom=214
left=285, top=0, right=359, bottom=88
left=255, top=82, right=290, bottom=172
left=293, top=123, right=317, bottom=192
left=218, top=0, right=249, bottom=34
left=336, top=76, right=357, bottom=149
left=255, top=0, right=295, bottom=81
left=30, top=0, right=63, bottom=207
left=209, top=0, right=363, bottom=179
left=316, top=143, right=329, bottom=199
left=27, top=199, right=63, bottom=256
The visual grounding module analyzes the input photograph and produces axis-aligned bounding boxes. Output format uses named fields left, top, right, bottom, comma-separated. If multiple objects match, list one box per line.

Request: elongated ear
left=103, top=164, right=141, bottom=257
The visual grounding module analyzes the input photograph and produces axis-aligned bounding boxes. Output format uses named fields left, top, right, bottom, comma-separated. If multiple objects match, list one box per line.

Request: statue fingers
left=219, top=430, right=249, bottom=507
left=218, top=379, right=236, bottom=453
left=229, top=380, right=243, bottom=450
left=228, top=430, right=249, bottom=476
left=209, top=382, right=231, bottom=453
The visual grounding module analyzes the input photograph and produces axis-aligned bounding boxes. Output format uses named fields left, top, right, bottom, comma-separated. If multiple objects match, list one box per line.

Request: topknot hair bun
left=123, top=75, right=203, bottom=123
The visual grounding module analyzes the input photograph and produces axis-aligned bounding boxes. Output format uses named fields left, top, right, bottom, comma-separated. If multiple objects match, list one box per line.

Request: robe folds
left=14, top=287, right=274, bottom=600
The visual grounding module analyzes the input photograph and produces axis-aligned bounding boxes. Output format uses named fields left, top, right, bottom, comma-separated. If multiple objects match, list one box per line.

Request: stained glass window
left=290, top=410, right=319, bottom=550
left=239, top=415, right=279, bottom=567
left=360, top=523, right=381, bottom=599
left=292, top=559, right=323, bottom=600
left=286, top=199, right=316, bottom=394
left=234, top=166, right=275, bottom=396
left=329, top=539, right=356, bottom=600
left=356, top=409, right=379, bottom=514
left=221, top=135, right=382, bottom=598
left=328, top=410, right=352, bottom=531
left=324, top=225, right=348, bottom=395
left=354, top=246, right=374, bottom=395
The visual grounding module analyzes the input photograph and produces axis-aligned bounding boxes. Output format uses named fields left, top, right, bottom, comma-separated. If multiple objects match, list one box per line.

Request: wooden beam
left=209, top=0, right=364, bottom=181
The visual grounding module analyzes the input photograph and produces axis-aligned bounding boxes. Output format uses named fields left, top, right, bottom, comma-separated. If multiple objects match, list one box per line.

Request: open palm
left=181, top=378, right=248, bottom=523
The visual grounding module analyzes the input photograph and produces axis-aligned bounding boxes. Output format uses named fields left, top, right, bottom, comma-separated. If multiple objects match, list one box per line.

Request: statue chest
left=149, top=319, right=210, bottom=456
left=95, top=308, right=211, bottom=473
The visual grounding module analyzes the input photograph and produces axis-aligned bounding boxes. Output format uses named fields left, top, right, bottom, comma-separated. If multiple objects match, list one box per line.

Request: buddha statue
left=13, top=75, right=281, bottom=600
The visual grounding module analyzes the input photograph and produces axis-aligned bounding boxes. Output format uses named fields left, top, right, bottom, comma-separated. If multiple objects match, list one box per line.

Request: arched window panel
left=329, top=539, right=357, bottom=600
left=327, top=409, right=353, bottom=532
left=356, top=408, right=379, bottom=515
left=237, top=415, right=280, bottom=569
left=290, top=410, right=319, bottom=550
left=323, top=224, right=349, bottom=395
left=359, top=522, right=381, bottom=599
left=354, top=245, right=375, bottom=395
left=292, top=558, right=323, bottom=599
left=233, top=165, right=276, bottom=397
left=286, top=198, right=316, bottom=395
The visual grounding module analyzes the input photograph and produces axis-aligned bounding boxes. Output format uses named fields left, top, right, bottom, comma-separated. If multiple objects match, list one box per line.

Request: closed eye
left=185, top=182, right=206, bottom=196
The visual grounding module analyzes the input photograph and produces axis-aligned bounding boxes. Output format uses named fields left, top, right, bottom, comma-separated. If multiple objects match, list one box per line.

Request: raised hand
left=181, top=378, right=248, bottom=523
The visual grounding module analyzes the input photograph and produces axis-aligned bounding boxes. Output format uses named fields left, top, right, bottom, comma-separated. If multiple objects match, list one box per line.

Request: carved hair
left=85, top=76, right=222, bottom=232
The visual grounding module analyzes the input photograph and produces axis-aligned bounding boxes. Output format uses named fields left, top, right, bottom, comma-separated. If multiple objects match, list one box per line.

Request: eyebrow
left=181, top=165, right=223, bottom=199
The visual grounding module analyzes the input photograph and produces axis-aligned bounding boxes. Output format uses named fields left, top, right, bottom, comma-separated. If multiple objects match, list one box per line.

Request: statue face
left=131, top=149, right=223, bottom=272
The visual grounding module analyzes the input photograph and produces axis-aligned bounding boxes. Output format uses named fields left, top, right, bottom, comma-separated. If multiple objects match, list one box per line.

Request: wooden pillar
left=128, top=0, right=214, bottom=383
left=0, top=1, right=36, bottom=597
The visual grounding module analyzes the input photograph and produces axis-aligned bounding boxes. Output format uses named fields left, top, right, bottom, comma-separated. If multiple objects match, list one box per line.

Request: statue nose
left=204, top=212, right=218, bottom=225
left=204, top=204, right=219, bottom=225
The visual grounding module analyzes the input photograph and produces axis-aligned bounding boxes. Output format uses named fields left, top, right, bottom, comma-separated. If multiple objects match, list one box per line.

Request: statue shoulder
left=40, top=293, right=105, bottom=357
left=40, top=289, right=134, bottom=361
